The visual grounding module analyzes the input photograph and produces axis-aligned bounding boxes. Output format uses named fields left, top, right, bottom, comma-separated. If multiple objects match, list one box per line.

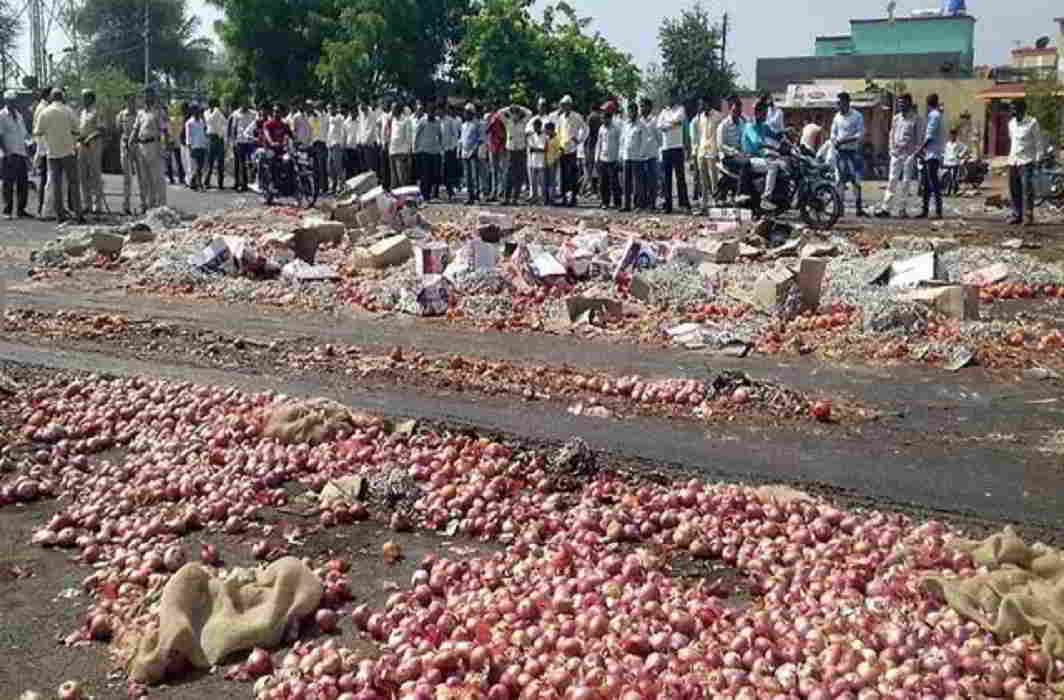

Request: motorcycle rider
left=741, top=97, right=784, bottom=214
left=716, top=95, right=756, bottom=213
left=262, top=104, right=294, bottom=189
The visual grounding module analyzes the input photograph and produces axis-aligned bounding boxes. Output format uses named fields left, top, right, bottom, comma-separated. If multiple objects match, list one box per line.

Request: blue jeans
left=463, top=156, right=479, bottom=201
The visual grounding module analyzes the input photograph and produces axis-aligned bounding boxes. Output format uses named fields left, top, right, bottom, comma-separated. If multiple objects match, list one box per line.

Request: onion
left=245, top=648, right=273, bottom=677
left=56, top=681, right=83, bottom=700
left=316, top=609, right=339, bottom=633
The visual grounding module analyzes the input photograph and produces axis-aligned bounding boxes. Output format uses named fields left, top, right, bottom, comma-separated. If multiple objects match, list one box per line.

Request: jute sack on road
left=127, top=557, right=322, bottom=683
left=261, top=398, right=374, bottom=445
left=922, top=526, right=1064, bottom=659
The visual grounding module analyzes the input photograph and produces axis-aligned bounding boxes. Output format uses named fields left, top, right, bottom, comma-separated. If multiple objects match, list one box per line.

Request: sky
left=12, top=0, right=1062, bottom=89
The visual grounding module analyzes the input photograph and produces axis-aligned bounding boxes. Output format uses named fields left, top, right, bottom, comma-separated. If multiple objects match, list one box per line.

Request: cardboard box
left=899, top=284, right=980, bottom=321
left=414, top=242, right=452, bottom=277
left=702, top=239, right=739, bottom=263
left=796, top=257, right=828, bottom=311
left=753, top=265, right=797, bottom=312
left=565, top=296, right=622, bottom=323
left=346, top=171, right=379, bottom=197
left=889, top=251, right=947, bottom=287
left=963, top=263, right=1010, bottom=287
left=367, top=235, right=413, bottom=269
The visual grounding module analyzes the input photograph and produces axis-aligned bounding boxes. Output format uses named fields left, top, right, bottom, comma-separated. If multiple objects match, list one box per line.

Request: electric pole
left=720, top=12, right=728, bottom=73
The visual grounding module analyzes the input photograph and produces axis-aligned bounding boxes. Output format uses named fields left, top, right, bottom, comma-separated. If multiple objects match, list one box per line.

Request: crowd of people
left=0, top=84, right=1050, bottom=226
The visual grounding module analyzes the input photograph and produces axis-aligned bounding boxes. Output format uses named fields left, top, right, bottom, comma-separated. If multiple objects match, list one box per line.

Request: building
left=757, top=14, right=976, bottom=94
left=977, top=18, right=1063, bottom=158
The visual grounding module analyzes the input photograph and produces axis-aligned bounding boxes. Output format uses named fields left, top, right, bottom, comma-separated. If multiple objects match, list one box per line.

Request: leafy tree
left=207, top=0, right=339, bottom=102
left=0, top=0, right=20, bottom=60
left=455, top=0, right=639, bottom=112
left=639, top=62, right=671, bottom=109
left=72, top=0, right=211, bottom=87
left=1027, top=76, right=1062, bottom=150
left=657, top=2, right=735, bottom=104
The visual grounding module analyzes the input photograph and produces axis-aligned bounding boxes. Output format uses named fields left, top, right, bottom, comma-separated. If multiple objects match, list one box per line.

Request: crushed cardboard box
left=898, top=283, right=980, bottom=321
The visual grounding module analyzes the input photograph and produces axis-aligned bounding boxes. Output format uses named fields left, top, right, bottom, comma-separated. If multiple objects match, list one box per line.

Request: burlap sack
left=922, top=526, right=1064, bottom=659
left=128, top=557, right=322, bottom=683
left=261, top=398, right=357, bottom=445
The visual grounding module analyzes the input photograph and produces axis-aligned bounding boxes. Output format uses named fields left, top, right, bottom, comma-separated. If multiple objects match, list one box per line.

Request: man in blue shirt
left=459, top=103, right=484, bottom=205
left=742, top=98, right=784, bottom=208
left=916, top=93, right=945, bottom=219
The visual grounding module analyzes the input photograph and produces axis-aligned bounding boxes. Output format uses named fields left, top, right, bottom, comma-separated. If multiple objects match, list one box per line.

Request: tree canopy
left=205, top=0, right=639, bottom=111
left=657, top=2, right=735, bottom=105
left=73, top=0, right=211, bottom=87
left=0, top=0, right=20, bottom=62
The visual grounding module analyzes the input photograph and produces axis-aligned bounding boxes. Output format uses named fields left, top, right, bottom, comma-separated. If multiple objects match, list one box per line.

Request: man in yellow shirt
left=544, top=121, right=562, bottom=205
left=34, top=88, right=83, bottom=223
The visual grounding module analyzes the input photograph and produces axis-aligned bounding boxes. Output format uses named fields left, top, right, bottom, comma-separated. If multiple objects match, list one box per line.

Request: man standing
left=942, top=128, right=969, bottom=196
left=377, top=102, right=392, bottom=190
left=388, top=102, right=412, bottom=187
left=495, top=103, right=532, bottom=206
left=412, top=104, right=443, bottom=201
left=583, top=107, right=602, bottom=197
left=359, top=102, right=379, bottom=181
left=308, top=102, right=328, bottom=193
left=640, top=98, right=660, bottom=210
left=596, top=102, right=622, bottom=209
left=184, top=105, right=207, bottom=190
left=344, top=104, right=359, bottom=178
left=327, top=104, right=346, bottom=193
left=916, top=93, right=945, bottom=219
left=133, top=87, right=167, bottom=211
left=1005, top=99, right=1044, bottom=227
left=228, top=101, right=255, bottom=192
left=203, top=98, right=227, bottom=189
left=830, top=92, right=867, bottom=217
left=459, top=104, right=483, bottom=205
left=78, top=90, right=105, bottom=214
left=657, top=94, right=690, bottom=214
left=116, top=93, right=138, bottom=214
left=875, top=94, right=921, bottom=219
left=485, top=109, right=506, bottom=202
left=694, top=97, right=723, bottom=213
left=553, top=95, right=586, bottom=207
left=440, top=104, right=460, bottom=200
left=0, top=91, right=31, bottom=219
left=32, top=86, right=53, bottom=217
left=620, top=100, right=646, bottom=213
left=34, top=88, right=82, bottom=223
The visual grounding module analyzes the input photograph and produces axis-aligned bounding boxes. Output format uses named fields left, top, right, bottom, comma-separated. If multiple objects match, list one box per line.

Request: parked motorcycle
left=1034, top=154, right=1064, bottom=207
left=715, top=140, right=843, bottom=231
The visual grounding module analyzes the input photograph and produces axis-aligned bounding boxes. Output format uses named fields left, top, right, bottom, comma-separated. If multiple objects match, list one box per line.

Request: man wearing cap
left=116, top=93, right=139, bottom=214
left=458, top=103, right=483, bottom=205
left=0, top=90, right=31, bottom=218
left=551, top=95, right=586, bottom=206
left=33, top=88, right=83, bottom=223
left=78, top=90, right=105, bottom=214
left=133, top=88, right=166, bottom=211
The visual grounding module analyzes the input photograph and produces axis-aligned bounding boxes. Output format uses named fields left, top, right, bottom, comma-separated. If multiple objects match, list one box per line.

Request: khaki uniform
left=133, top=106, right=166, bottom=211
left=116, top=107, right=138, bottom=212
left=78, top=108, right=105, bottom=213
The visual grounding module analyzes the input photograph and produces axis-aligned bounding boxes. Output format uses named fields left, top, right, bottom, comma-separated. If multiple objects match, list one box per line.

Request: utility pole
left=144, top=0, right=150, bottom=87
left=720, top=12, right=728, bottom=73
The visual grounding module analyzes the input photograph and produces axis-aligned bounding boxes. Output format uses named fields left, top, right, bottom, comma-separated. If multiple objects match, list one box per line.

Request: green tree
left=0, top=0, right=20, bottom=60
left=316, top=0, right=472, bottom=101
left=1027, top=76, right=1062, bottom=150
left=72, top=0, right=211, bottom=87
left=639, top=62, right=670, bottom=108
left=657, top=2, right=735, bottom=104
left=207, top=0, right=340, bottom=101
left=455, top=0, right=639, bottom=111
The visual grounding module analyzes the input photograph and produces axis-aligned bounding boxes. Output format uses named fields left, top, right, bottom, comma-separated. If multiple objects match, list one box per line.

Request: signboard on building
left=783, top=84, right=885, bottom=109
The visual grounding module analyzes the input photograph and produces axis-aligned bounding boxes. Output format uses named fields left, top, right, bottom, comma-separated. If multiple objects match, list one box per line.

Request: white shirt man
left=694, top=106, right=723, bottom=211
left=1007, top=115, right=1044, bottom=167
left=229, top=107, right=256, bottom=145
left=290, top=110, right=312, bottom=146
left=205, top=106, right=227, bottom=139
left=657, top=104, right=686, bottom=152
left=389, top=112, right=412, bottom=155
left=551, top=104, right=587, bottom=155
left=0, top=95, right=30, bottom=217
left=327, top=111, right=346, bottom=148
left=830, top=109, right=865, bottom=153
left=359, top=107, right=379, bottom=147
left=877, top=102, right=922, bottom=218
left=496, top=106, right=532, bottom=151
left=0, top=101, right=29, bottom=157
left=766, top=103, right=785, bottom=135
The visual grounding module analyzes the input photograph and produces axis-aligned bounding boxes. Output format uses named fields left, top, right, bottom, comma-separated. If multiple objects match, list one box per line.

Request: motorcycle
left=255, top=145, right=318, bottom=209
left=917, top=157, right=989, bottom=197
left=714, top=139, right=843, bottom=231
left=1034, top=153, right=1064, bottom=207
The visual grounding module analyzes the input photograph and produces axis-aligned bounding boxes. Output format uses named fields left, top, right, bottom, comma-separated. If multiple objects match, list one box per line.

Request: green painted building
left=814, top=15, right=975, bottom=69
